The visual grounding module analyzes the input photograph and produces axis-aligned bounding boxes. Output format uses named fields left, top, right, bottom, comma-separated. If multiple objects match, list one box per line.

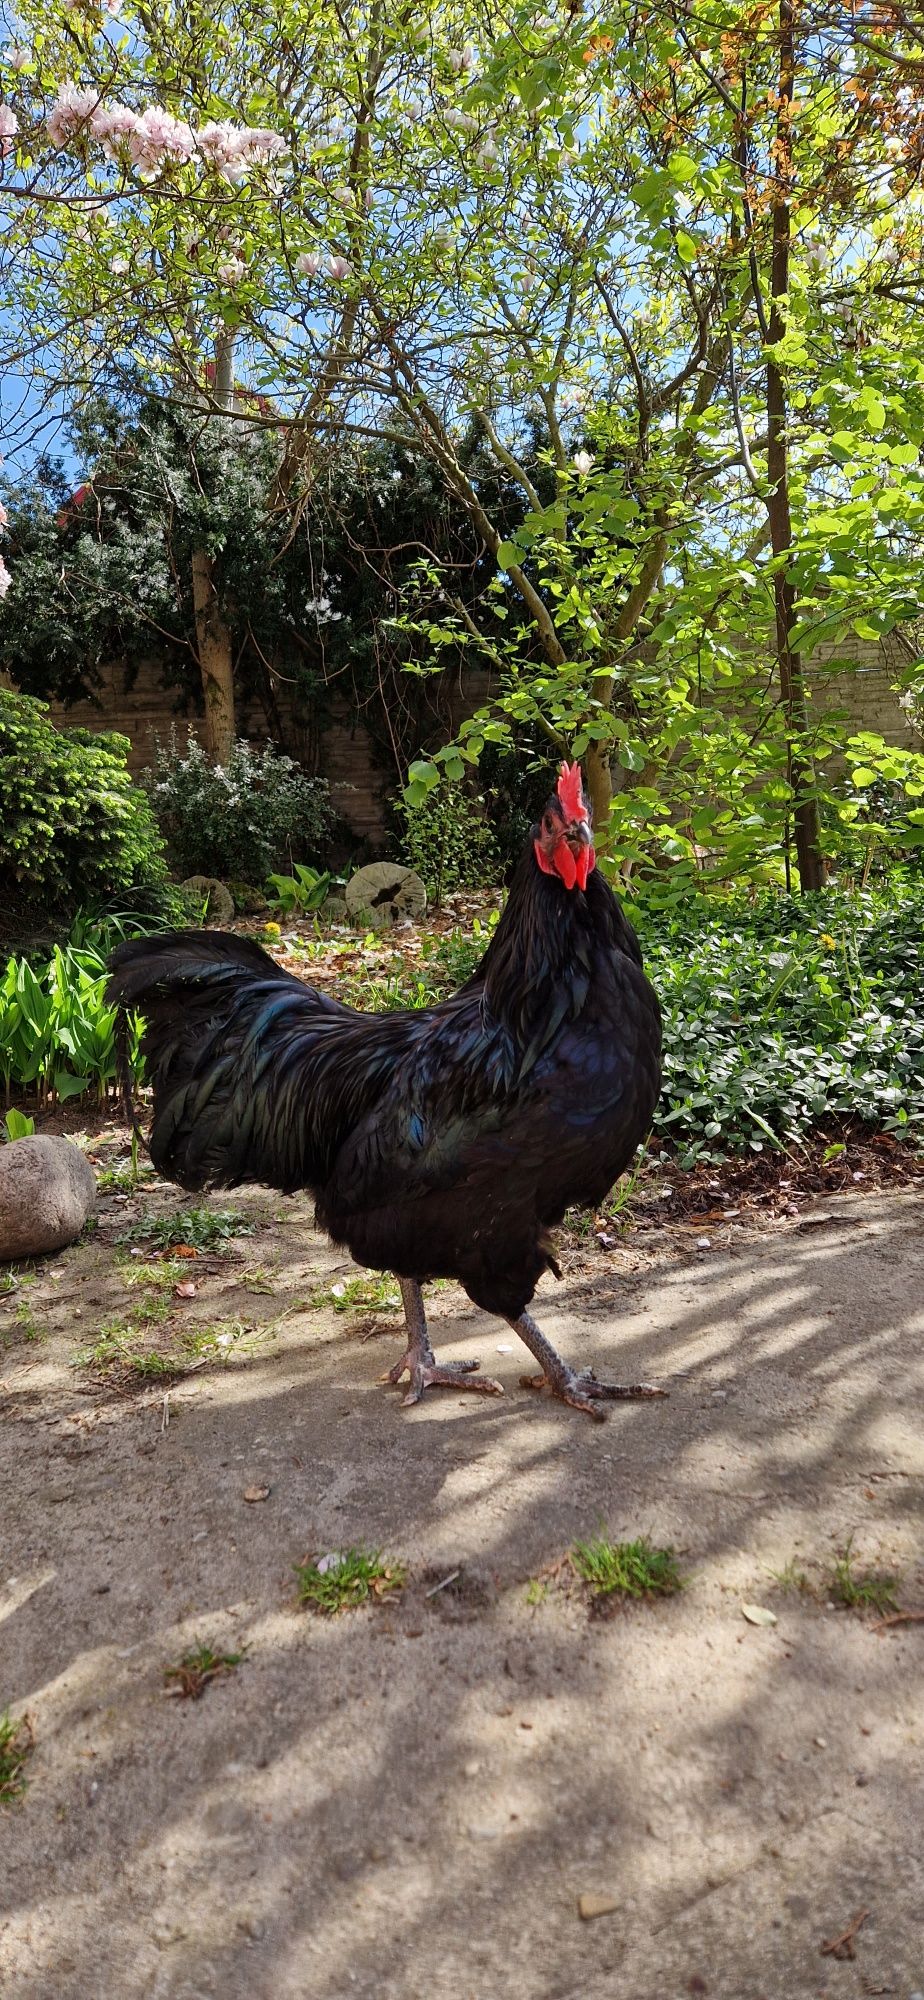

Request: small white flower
left=327, top=254, right=351, bottom=280
left=572, top=449, right=593, bottom=477
left=297, top=251, right=321, bottom=277
left=5, top=46, right=29, bottom=72
left=217, top=256, right=246, bottom=284
left=0, top=556, right=11, bottom=597
left=0, top=103, right=16, bottom=155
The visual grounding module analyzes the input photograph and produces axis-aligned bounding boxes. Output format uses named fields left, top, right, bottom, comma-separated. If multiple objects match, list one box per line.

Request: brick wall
left=32, top=637, right=918, bottom=853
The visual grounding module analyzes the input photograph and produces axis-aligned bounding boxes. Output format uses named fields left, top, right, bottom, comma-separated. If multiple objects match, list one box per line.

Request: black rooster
left=107, top=763, right=664, bottom=1418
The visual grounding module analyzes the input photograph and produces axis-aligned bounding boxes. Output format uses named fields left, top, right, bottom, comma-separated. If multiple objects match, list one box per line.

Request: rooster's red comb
left=557, top=761, right=589, bottom=821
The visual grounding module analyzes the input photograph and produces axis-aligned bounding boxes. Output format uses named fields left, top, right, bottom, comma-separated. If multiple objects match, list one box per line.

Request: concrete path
left=2, top=1190, right=923, bottom=1999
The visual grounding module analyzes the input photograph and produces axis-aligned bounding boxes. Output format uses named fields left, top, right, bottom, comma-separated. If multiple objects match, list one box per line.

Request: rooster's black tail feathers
left=106, top=930, right=407, bottom=1194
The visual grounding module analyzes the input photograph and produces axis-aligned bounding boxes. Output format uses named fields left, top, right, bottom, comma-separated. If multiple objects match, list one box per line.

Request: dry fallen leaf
left=172, top=1244, right=199, bottom=1260
left=741, top=1603, right=778, bottom=1627
left=578, top=1892, right=619, bottom=1921
left=243, top=1485, right=271, bottom=1503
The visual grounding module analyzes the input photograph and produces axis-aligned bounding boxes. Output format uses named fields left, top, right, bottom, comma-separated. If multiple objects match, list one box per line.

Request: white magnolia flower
left=572, top=449, right=593, bottom=476
left=328, top=254, right=351, bottom=280
left=297, top=251, right=321, bottom=277
left=5, top=46, right=29, bottom=72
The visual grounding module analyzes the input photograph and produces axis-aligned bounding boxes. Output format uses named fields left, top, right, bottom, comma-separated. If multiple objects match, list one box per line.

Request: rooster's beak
left=565, top=820, right=593, bottom=850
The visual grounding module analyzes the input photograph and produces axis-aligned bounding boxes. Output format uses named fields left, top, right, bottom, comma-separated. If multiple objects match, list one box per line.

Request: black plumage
left=107, top=778, right=664, bottom=1417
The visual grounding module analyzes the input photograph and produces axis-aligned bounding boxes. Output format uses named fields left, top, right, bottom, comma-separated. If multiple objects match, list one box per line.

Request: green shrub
left=397, top=784, right=499, bottom=902
left=146, top=735, right=332, bottom=884
left=0, top=691, right=166, bottom=909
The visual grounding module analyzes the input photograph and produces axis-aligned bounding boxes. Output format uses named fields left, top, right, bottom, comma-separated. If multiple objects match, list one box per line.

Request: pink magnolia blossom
left=5, top=46, right=29, bottom=72
left=47, top=82, right=101, bottom=148
left=0, top=103, right=16, bottom=155
left=217, top=256, right=246, bottom=284
left=0, top=556, right=11, bottom=600
left=243, top=127, right=285, bottom=163
left=90, top=101, right=139, bottom=158
left=328, top=254, right=351, bottom=280
left=296, top=251, right=321, bottom=277
left=197, top=119, right=283, bottom=181
left=130, top=105, right=196, bottom=173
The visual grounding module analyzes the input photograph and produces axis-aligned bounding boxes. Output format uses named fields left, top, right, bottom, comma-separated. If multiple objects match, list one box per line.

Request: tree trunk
left=191, top=333, right=236, bottom=764
left=584, top=741, right=613, bottom=829
left=765, top=0, right=825, bottom=893
left=191, top=548, right=235, bottom=765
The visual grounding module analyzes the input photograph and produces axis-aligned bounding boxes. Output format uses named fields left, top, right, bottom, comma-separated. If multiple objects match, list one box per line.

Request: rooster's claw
left=382, top=1351, right=504, bottom=1406
left=520, top=1368, right=668, bottom=1420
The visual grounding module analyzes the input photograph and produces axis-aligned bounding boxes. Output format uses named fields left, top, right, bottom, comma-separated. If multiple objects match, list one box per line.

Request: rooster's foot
left=383, top=1351, right=504, bottom=1406
left=510, top=1309, right=667, bottom=1421
left=385, top=1282, right=503, bottom=1405
left=520, top=1366, right=668, bottom=1421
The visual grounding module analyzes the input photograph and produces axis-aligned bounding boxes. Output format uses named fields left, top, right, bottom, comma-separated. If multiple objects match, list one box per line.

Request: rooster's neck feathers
left=474, top=848, right=640, bottom=1078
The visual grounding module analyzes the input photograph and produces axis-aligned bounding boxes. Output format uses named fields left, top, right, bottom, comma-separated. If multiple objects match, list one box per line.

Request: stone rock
left=345, top=863, right=427, bottom=930
left=180, top=876, right=236, bottom=925
left=0, top=1136, right=97, bottom=1259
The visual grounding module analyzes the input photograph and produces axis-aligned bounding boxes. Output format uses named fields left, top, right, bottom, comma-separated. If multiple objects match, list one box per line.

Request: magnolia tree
left=2, top=0, right=924, bottom=886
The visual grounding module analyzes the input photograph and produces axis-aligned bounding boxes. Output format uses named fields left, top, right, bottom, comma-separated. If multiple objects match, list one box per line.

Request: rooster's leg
left=510, top=1310, right=667, bottom=1421
left=383, top=1279, right=504, bottom=1407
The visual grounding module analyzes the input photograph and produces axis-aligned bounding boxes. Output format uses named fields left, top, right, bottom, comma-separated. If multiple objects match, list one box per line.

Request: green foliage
left=829, top=1537, right=900, bottom=1616
left=163, top=1644, right=245, bottom=1700
left=0, top=936, right=142, bottom=1106
left=571, top=1536, right=682, bottom=1601
left=266, top=864, right=331, bottom=914
left=0, top=1711, right=33, bottom=1808
left=146, top=736, right=332, bottom=884
left=0, top=691, right=166, bottom=910
left=638, top=882, right=924, bottom=1163
left=295, top=1548, right=406, bottom=1615
left=115, top=1206, right=253, bottom=1252
left=397, top=784, right=500, bottom=902
left=3, top=1110, right=34, bottom=1141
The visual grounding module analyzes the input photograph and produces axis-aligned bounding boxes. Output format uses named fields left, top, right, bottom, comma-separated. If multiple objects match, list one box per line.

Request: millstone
left=345, top=863, right=427, bottom=930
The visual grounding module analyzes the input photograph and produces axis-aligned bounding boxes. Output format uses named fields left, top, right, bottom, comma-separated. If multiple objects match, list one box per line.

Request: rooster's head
left=533, top=762, right=595, bottom=891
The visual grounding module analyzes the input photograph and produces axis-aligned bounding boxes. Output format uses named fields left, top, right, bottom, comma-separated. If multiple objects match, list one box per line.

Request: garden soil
left=2, top=1166, right=923, bottom=2000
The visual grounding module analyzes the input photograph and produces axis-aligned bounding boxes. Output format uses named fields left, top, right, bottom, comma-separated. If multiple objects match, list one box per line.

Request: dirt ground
left=1, top=1154, right=923, bottom=2000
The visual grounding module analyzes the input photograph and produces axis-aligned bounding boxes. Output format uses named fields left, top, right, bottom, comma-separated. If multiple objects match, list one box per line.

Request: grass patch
left=118, top=1258, right=187, bottom=1291
left=767, top=1557, right=812, bottom=1596
left=74, top=1309, right=259, bottom=1382
left=321, top=1275, right=402, bottom=1315
left=571, top=1535, right=683, bottom=1602
left=829, top=1536, right=900, bottom=1616
left=115, top=1206, right=254, bottom=1253
left=97, top=1163, right=155, bottom=1193
left=524, top=1577, right=549, bottom=1607
left=0, top=1711, right=34, bottom=1807
left=295, top=1548, right=406, bottom=1615
left=164, top=1643, right=245, bottom=1700
left=0, top=1302, right=48, bottom=1347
